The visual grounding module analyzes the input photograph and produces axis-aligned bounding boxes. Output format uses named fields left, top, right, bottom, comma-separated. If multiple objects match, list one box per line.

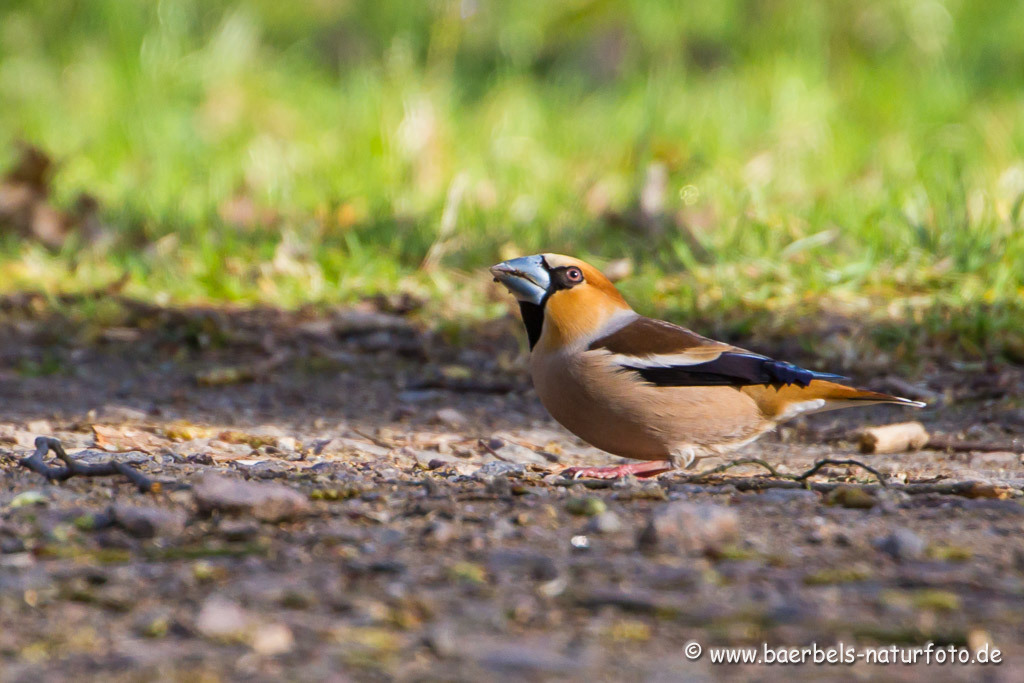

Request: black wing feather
left=621, top=353, right=846, bottom=388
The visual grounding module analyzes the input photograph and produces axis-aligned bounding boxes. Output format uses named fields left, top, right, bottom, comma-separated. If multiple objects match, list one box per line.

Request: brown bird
left=490, top=254, right=925, bottom=478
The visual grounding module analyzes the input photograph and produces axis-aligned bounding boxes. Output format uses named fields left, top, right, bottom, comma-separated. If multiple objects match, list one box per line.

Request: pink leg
left=561, top=460, right=674, bottom=480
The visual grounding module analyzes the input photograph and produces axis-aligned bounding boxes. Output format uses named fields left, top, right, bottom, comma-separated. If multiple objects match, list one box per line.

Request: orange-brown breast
left=530, top=348, right=771, bottom=460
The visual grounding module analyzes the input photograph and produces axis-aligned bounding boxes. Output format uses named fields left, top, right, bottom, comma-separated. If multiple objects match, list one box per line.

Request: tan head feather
left=537, top=254, right=633, bottom=349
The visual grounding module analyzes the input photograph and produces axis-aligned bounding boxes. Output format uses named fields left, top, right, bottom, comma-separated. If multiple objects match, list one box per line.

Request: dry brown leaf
left=163, top=421, right=215, bottom=441
left=92, top=424, right=169, bottom=454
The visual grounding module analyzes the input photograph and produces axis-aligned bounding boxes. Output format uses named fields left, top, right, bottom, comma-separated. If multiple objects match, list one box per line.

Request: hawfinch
left=490, top=254, right=925, bottom=479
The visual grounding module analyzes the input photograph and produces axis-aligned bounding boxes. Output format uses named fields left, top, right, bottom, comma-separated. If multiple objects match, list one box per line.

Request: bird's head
left=490, top=253, right=632, bottom=350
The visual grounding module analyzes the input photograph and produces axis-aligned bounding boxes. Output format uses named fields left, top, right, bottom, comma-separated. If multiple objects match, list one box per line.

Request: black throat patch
left=518, top=301, right=544, bottom=350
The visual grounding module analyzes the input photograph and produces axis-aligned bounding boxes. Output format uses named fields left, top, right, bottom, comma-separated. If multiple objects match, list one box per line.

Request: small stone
left=487, top=550, right=559, bottom=581
left=275, top=436, right=299, bottom=452
left=566, top=497, right=607, bottom=517
left=754, top=489, right=819, bottom=504
left=318, top=437, right=390, bottom=458
left=434, top=408, right=468, bottom=428
left=112, top=505, right=187, bottom=538
left=25, top=419, right=51, bottom=434
left=77, top=450, right=151, bottom=465
left=9, top=491, right=47, bottom=509
left=825, top=485, right=877, bottom=509
left=585, top=510, right=624, bottom=534
left=486, top=476, right=513, bottom=497
left=218, top=519, right=260, bottom=541
left=0, top=534, right=27, bottom=554
left=251, top=622, right=294, bottom=655
left=192, top=473, right=311, bottom=522
left=425, top=622, right=458, bottom=658
left=489, top=442, right=550, bottom=466
left=195, top=595, right=251, bottom=641
left=95, top=404, right=149, bottom=423
left=423, top=520, right=457, bottom=545
left=873, top=528, right=926, bottom=562
left=134, top=609, right=173, bottom=638
left=473, top=462, right=525, bottom=479
left=638, top=502, right=739, bottom=553
left=234, top=459, right=289, bottom=479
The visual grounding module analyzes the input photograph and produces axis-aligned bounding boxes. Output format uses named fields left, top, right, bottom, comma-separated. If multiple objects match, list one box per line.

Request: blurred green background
left=1, top=0, right=1023, bottom=359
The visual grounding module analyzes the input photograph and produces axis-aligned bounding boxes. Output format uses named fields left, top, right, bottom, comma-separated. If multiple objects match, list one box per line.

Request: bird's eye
left=566, top=267, right=583, bottom=282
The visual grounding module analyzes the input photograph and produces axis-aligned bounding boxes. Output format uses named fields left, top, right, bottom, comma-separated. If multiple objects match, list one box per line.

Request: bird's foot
left=561, top=460, right=674, bottom=480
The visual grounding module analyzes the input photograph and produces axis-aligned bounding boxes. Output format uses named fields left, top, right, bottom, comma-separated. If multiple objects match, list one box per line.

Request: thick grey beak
left=490, top=255, right=551, bottom=305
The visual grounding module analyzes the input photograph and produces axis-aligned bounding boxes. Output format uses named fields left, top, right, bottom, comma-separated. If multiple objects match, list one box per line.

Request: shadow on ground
left=3, top=292, right=1024, bottom=681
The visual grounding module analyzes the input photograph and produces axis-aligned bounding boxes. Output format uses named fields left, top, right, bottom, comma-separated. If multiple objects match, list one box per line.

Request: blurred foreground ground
left=2, top=300, right=1023, bottom=681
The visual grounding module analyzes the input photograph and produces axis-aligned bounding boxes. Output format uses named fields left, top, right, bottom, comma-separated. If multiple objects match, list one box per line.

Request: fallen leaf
left=92, top=424, right=169, bottom=454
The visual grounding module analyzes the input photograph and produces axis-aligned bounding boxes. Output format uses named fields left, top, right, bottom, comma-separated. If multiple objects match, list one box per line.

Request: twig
left=926, top=436, right=1024, bottom=454
left=478, top=439, right=514, bottom=463
left=696, top=477, right=1019, bottom=498
left=349, top=428, right=394, bottom=450
left=792, top=458, right=888, bottom=485
left=18, top=437, right=157, bottom=493
left=676, top=458, right=784, bottom=483
left=675, top=457, right=888, bottom=487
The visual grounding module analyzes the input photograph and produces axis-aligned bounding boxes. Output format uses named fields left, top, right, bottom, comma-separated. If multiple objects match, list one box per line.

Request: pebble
left=487, top=550, right=560, bottom=581
left=234, top=459, right=290, bottom=479
left=251, top=622, right=294, bottom=655
left=94, top=404, right=149, bottom=423
left=423, top=520, right=457, bottom=544
left=192, top=473, right=311, bottom=522
left=77, top=450, right=151, bottom=465
left=112, top=504, right=187, bottom=538
left=873, top=527, right=926, bottom=562
left=637, top=501, right=739, bottom=553
left=825, top=485, right=877, bottom=509
left=754, top=489, right=820, bottom=504
left=218, top=519, right=261, bottom=541
left=319, top=437, right=390, bottom=458
left=195, top=595, right=251, bottom=640
left=25, top=419, right=52, bottom=435
left=489, top=442, right=551, bottom=466
left=434, top=408, right=468, bottom=428
left=275, top=436, right=299, bottom=452
left=566, top=496, right=607, bottom=517
left=585, top=510, right=624, bottom=534
left=425, top=622, right=458, bottom=658
left=473, top=462, right=525, bottom=479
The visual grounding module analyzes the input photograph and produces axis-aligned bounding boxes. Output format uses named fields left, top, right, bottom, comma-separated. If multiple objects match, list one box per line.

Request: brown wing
left=588, top=317, right=849, bottom=388
left=588, top=317, right=735, bottom=359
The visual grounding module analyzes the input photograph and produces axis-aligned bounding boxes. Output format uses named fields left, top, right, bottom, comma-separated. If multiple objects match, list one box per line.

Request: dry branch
left=18, top=436, right=157, bottom=493
left=678, top=457, right=889, bottom=487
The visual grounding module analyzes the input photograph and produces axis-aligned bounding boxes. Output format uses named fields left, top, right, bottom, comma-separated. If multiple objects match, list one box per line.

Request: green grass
left=1, top=0, right=1023, bottom=361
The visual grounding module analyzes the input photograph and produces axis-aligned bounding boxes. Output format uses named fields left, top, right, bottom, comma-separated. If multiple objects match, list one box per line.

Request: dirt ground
left=2, top=297, right=1024, bottom=682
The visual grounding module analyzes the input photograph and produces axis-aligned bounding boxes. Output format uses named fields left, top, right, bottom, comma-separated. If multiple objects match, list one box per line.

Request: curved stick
left=18, top=437, right=157, bottom=493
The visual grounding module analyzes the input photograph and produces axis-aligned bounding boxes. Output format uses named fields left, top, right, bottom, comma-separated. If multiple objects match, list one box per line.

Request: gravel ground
left=2, top=300, right=1024, bottom=681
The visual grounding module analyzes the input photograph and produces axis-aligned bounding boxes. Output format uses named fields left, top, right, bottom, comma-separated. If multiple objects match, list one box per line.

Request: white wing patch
left=777, top=399, right=827, bottom=421
left=599, top=349, right=727, bottom=368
